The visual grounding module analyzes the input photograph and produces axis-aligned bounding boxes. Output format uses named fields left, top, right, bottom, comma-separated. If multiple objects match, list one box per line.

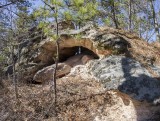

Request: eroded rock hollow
left=33, top=46, right=99, bottom=83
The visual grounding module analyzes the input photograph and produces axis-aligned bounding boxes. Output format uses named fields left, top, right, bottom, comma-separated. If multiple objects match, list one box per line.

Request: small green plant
left=74, top=33, right=82, bottom=40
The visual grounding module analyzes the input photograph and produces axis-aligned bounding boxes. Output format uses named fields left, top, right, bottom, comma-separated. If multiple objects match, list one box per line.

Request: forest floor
left=1, top=76, right=160, bottom=121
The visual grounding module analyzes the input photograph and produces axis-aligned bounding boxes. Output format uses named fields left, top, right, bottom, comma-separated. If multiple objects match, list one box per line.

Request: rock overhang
left=16, top=26, right=160, bottom=91
left=16, top=26, right=137, bottom=84
left=36, top=32, right=130, bottom=64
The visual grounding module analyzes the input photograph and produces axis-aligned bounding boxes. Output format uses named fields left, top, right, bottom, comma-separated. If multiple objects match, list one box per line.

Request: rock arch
left=36, top=37, right=112, bottom=64
left=20, top=30, right=131, bottom=82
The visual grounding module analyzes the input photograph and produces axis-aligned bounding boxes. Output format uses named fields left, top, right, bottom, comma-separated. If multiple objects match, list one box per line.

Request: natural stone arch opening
left=59, top=46, right=99, bottom=63
left=38, top=37, right=103, bottom=66
left=32, top=46, right=100, bottom=83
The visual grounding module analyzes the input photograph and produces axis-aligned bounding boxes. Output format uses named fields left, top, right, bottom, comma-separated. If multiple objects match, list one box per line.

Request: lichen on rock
left=89, top=55, right=160, bottom=103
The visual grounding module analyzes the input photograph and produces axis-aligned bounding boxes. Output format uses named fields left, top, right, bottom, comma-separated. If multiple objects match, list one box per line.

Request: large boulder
left=33, top=63, right=71, bottom=83
left=33, top=54, right=94, bottom=83
left=89, top=55, right=160, bottom=103
left=95, top=34, right=131, bottom=53
left=17, top=25, right=160, bottom=83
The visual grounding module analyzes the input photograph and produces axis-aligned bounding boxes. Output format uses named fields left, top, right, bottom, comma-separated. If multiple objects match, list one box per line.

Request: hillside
left=1, top=25, right=160, bottom=121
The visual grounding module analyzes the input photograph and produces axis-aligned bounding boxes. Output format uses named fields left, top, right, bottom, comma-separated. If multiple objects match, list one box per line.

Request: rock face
left=95, top=34, right=131, bottom=53
left=14, top=24, right=160, bottom=103
left=53, top=61, right=160, bottom=121
left=33, top=54, right=94, bottom=83
left=17, top=24, right=160, bottom=83
left=13, top=24, right=160, bottom=104
left=20, top=29, right=131, bottom=81
left=90, top=55, right=160, bottom=103
left=33, top=63, right=71, bottom=83
left=4, top=25, right=160, bottom=120
left=65, top=54, right=94, bottom=67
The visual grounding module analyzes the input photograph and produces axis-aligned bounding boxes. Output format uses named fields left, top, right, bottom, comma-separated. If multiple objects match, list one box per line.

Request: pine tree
left=34, top=0, right=64, bottom=109
left=64, top=0, right=98, bottom=28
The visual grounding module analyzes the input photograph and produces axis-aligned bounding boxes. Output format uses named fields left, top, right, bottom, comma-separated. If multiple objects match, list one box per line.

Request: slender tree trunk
left=110, top=0, right=119, bottom=29
left=17, top=44, right=20, bottom=83
left=150, top=0, right=159, bottom=41
left=138, top=12, right=143, bottom=38
left=53, top=0, right=59, bottom=106
left=41, top=0, right=59, bottom=109
left=128, top=0, right=132, bottom=31
left=12, top=45, right=18, bottom=100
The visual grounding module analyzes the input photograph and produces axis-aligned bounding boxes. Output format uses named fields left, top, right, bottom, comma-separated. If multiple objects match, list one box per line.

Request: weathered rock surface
left=13, top=24, right=160, bottom=107
left=65, top=54, right=94, bottom=67
left=56, top=64, right=160, bottom=121
left=90, top=55, right=160, bottom=103
left=33, top=54, right=94, bottom=83
left=3, top=24, right=160, bottom=120
left=21, top=29, right=130, bottom=81
left=17, top=25, right=160, bottom=83
left=33, top=63, right=71, bottom=83
left=38, top=32, right=130, bottom=64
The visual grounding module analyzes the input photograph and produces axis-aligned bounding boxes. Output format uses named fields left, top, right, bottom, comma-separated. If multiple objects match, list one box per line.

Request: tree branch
left=0, top=1, right=16, bottom=8
left=41, top=0, right=55, bottom=11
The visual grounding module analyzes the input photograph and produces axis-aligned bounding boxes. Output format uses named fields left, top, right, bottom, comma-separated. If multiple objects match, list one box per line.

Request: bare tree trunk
left=41, top=0, right=59, bottom=110
left=17, top=44, right=20, bottom=83
left=138, top=17, right=142, bottom=38
left=110, top=0, right=119, bottom=29
left=12, top=45, right=18, bottom=100
left=128, top=0, right=132, bottom=31
left=150, top=0, right=159, bottom=41
left=0, top=66, right=4, bottom=88
left=53, top=0, right=59, bottom=106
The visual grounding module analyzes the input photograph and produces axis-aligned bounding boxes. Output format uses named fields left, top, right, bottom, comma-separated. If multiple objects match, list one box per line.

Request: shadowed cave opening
left=58, top=46, right=99, bottom=63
